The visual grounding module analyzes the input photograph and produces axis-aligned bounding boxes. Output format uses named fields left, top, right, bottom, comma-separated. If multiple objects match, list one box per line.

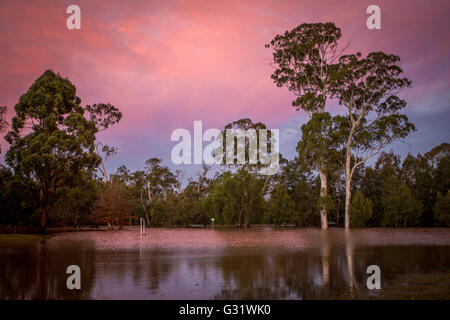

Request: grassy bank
left=0, top=234, right=46, bottom=249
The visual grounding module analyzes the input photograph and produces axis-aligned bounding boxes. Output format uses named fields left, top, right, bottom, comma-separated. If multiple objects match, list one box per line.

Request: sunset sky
left=1, top=0, right=449, bottom=178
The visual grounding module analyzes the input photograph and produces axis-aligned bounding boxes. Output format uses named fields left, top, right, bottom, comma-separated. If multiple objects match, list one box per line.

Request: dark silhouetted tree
left=434, top=191, right=450, bottom=227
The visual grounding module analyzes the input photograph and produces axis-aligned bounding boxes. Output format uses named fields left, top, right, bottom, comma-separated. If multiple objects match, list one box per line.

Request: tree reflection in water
left=0, top=229, right=449, bottom=299
left=0, top=238, right=97, bottom=299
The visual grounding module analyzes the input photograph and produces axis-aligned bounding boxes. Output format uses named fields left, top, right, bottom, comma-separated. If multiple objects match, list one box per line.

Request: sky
left=0, top=0, right=449, bottom=180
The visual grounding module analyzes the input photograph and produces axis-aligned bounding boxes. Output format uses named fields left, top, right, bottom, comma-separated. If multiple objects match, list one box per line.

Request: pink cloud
left=1, top=0, right=449, bottom=164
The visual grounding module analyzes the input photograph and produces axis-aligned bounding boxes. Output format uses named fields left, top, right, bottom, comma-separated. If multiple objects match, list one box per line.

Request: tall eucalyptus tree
left=267, top=23, right=346, bottom=229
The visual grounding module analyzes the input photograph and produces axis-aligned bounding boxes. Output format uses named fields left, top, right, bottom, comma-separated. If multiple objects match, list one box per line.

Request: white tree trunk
left=344, top=146, right=352, bottom=229
left=345, top=230, right=356, bottom=295
left=321, top=233, right=330, bottom=286
left=95, top=144, right=109, bottom=183
left=145, top=182, right=152, bottom=226
left=344, top=120, right=358, bottom=230
left=319, top=168, right=328, bottom=230
left=344, top=177, right=351, bottom=229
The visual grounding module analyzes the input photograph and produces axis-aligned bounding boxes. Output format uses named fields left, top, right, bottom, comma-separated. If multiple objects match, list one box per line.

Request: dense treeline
left=1, top=22, right=449, bottom=232
left=1, top=135, right=449, bottom=229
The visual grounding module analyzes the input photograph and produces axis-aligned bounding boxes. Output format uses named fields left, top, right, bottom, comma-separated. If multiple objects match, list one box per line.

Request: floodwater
left=0, top=228, right=449, bottom=299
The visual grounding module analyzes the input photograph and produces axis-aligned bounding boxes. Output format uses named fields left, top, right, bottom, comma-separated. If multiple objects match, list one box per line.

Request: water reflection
left=345, top=230, right=356, bottom=296
left=0, top=228, right=449, bottom=299
left=0, top=238, right=97, bottom=299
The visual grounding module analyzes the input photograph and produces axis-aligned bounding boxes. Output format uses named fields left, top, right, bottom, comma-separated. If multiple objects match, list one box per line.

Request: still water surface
left=1, top=228, right=449, bottom=299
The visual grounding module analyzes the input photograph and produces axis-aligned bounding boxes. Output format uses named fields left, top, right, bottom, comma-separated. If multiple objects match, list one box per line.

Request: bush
left=266, top=184, right=296, bottom=226
left=381, top=176, right=422, bottom=227
left=350, top=191, right=373, bottom=228
left=434, top=191, right=450, bottom=226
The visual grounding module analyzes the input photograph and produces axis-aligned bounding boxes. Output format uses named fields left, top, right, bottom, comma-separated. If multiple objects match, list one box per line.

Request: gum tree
left=267, top=22, right=346, bottom=229
left=4, top=70, right=116, bottom=232
left=142, top=158, right=179, bottom=226
left=333, top=52, right=415, bottom=229
left=203, top=169, right=265, bottom=227
left=297, top=112, right=340, bottom=224
left=221, top=118, right=276, bottom=197
left=112, top=159, right=179, bottom=227
left=85, top=103, right=122, bottom=182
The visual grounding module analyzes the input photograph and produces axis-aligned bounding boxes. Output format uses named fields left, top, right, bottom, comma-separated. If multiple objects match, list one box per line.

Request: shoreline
left=1, top=224, right=450, bottom=235
left=0, top=234, right=47, bottom=248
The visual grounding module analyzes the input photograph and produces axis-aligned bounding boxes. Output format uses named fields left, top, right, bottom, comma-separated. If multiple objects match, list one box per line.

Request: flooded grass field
left=0, top=228, right=449, bottom=299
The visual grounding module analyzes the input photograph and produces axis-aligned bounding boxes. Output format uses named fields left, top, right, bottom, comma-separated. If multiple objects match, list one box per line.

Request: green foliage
left=317, top=195, right=335, bottom=215
left=150, top=185, right=209, bottom=227
left=0, top=165, right=38, bottom=226
left=151, top=191, right=181, bottom=226
left=297, top=112, right=340, bottom=174
left=401, top=153, right=435, bottom=225
left=144, top=157, right=180, bottom=198
left=359, top=148, right=449, bottom=228
left=332, top=51, right=415, bottom=229
left=381, top=175, right=422, bottom=227
left=179, top=183, right=209, bottom=225
left=361, top=152, right=402, bottom=225
left=51, top=172, right=99, bottom=226
left=266, top=22, right=342, bottom=112
left=426, top=143, right=450, bottom=195
left=266, top=184, right=295, bottom=225
left=268, top=23, right=345, bottom=228
left=0, top=57, right=446, bottom=231
left=85, top=103, right=122, bottom=131
left=275, top=158, right=320, bottom=227
left=111, top=158, right=180, bottom=226
left=219, top=118, right=280, bottom=177
left=4, top=70, right=103, bottom=231
left=350, top=191, right=373, bottom=228
left=2, top=70, right=122, bottom=232
left=204, top=169, right=265, bottom=226
left=434, top=192, right=450, bottom=227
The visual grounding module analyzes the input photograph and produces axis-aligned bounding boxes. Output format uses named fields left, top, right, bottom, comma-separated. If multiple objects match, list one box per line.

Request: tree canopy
left=3, top=70, right=118, bottom=232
